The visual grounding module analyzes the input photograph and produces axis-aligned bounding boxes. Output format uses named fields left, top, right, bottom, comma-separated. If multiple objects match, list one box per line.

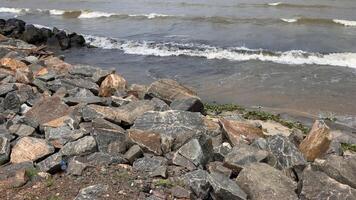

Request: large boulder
left=236, top=163, right=298, bottom=200
left=208, top=172, right=247, bottom=200
left=69, top=33, right=86, bottom=47
left=10, top=137, right=55, bottom=163
left=299, top=166, right=356, bottom=200
left=146, top=79, right=198, bottom=104
left=99, top=74, right=126, bottom=97
left=219, top=119, right=264, bottom=145
left=22, top=25, right=45, bottom=44
left=299, top=120, right=332, bottom=161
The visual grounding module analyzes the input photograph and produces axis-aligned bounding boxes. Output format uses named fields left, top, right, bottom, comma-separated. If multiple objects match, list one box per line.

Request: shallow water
left=1, top=0, right=356, bottom=127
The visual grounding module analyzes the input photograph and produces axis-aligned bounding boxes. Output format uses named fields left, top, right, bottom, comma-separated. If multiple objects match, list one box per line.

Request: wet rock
left=36, top=152, right=63, bottom=173
left=69, top=33, right=86, bottom=47
left=22, top=25, right=45, bottom=44
left=124, top=145, right=143, bottom=163
left=219, top=119, right=264, bottom=145
left=208, top=172, right=247, bottom=200
left=0, top=136, right=10, bottom=165
left=299, top=120, right=332, bottom=161
left=3, top=91, right=21, bottom=112
left=99, top=74, right=126, bottom=97
left=128, top=129, right=162, bottom=155
left=146, top=79, right=198, bottom=104
left=8, top=123, right=35, bottom=137
left=183, top=169, right=211, bottom=199
left=170, top=97, right=204, bottom=113
left=266, top=134, right=306, bottom=170
left=11, top=137, right=55, bottom=163
left=60, top=136, right=97, bottom=156
left=312, top=155, right=356, bottom=189
left=236, top=163, right=298, bottom=200
left=224, top=143, right=268, bottom=173
left=299, top=166, right=356, bottom=200
left=45, top=126, right=86, bottom=148
left=4, top=18, right=26, bottom=37
left=0, top=161, right=33, bottom=188
left=74, top=184, right=109, bottom=200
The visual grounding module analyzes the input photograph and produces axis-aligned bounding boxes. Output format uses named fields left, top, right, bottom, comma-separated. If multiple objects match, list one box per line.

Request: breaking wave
left=84, top=35, right=356, bottom=68
left=279, top=17, right=356, bottom=27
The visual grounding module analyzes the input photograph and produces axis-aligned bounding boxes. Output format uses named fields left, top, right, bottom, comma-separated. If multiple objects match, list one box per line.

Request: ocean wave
left=279, top=17, right=356, bottom=27
left=0, top=7, right=29, bottom=14
left=84, top=35, right=356, bottom=68
left=267, top=2, right=333, bottom=8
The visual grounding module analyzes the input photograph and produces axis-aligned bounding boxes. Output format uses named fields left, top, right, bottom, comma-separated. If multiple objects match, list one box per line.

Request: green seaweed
left=341, top=143, right=356, bottom=152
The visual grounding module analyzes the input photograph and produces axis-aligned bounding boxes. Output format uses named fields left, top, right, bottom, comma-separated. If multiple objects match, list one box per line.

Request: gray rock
left=60, top=136, right=97, bottom=156
left=3, top=92, right=21, bottom=112
left=84, top=152, right=127, bottom=166
left=207, top=161, right=232, bottom=178
left=266, top=134, right=306, bottom=170
left=61, top=77, right=99, bottom=94
left=312, top=155, right=356, bottom=189
left=36, top=152, right=63, bottom=173
left=115, top=100, right=156, bottom=125
left=213, top=142, right=232, bottom=162
left=151, top=98, right=170, bottom=111
left=183, top=169, right=211, bottom=199
left=32, top=78, right=49, bottom=92
left=124, top=145, right=143, bottom=163
left=67, top=157, right=88, bottom=176
left=133, top=155, right=167, bottom=174
left=0, top=83, right=16, bottom=96
left=74, top=184, right=109, bottom=200
left=0, top=161, right=34, bottom=188
left=133, top=110, right=208, bottom=150
left=36, top=72, right=57, bottom=82
left=223, top=143, right=268, bottom=173
left=288, top=129, right=305, bottom=146
left=69, top=88, right=95, bottom=98
left=8, top=123, right=35, bottom=137
left=0, top=136, right=10, bottom=165
left=170, top=186, right=192, bottom=199
left=251, top=138, right=268, bottom=150
left=236, top=163, right=298, bottom=200
left=177, top=139, right=205, bottom=167
left=170, top=97, right=204, bottom=113
left=45, top=126, right=86, bottom=148
left=299, top=166, right=356, bottom=200
left=63, top=96, right=109, bottom=106
left=92, top=68, right=114, bottom=84
left=208, top=172, right=247, bottom=200
left=69, top=64, right=99, bottom=77
left=172, top=151, right=196, bottom=171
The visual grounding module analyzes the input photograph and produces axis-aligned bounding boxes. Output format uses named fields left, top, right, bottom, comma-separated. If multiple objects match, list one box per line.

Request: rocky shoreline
left=0, top=22, right=356, bottom=200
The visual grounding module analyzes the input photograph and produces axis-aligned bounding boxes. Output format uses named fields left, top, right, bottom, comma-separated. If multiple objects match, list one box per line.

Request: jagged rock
left=115, top=100, right=156, bottom=125
left=183, top=169, right=211, bottom=199
left=251, top=138, right=267, bottom=150
left=10, top=137, right=55, bottom=163
left=61, top=77, right=99, bottom=94
left=223, top=143, right=268, bottom=173
left=124, top=145, right=143, bottom=163
left=146, top=79, right=198, bottom=104
left=0, top=161, right=33, bottom=188
left=128, top=84, right=148, bottom=99
left=82, top=104, right=118, bottom=122
left=213, top=142, right=232, bottom=161
left=288, top=129, right=305, bottom=146
left=22, top=25, right=45, bottom=44
left=299, top=120, right=332, bottom=161
left=177, top=139, right=205, bottom=167
left=133, top=155, right=167, bottom=174
left=60, top=136, right=97, bottom=156
left=299, top=166, right=356, bottom=200
left=219, top=119, right=264, bottom=145
left=36, top=152, right=63, bottom=173
left=128, top=129, right=162, bottom=155
left=151, top=97, right=170, bottom=111
left=84, top=152, right=127, bottom=166
left=133, top=110, right=208, bottom=150
left=208, top=172, right=247, bottom=200
left=3, top=18, right=26, bottom=37
left=3, top=91, right=21, bottom=112
left=8, top=123, right=35, bottom=137
left=44, top=57, right=72, bottom=74
left=69, top=33, right=86, bottom=47
left=0, top=136, right=10, bottom=165
left=312, top=155, right=356, bottom=189
left=0, top=83, right=16, bottom=96
left=67, top=157, right=88, bottom=176
left=170, top=186, right=192, bottom=199
left=236, top=163, right=298, bottom=200
left=74, top=184, right=109, bottom=200
left=266, top=134, right=306, bottom=170
left=99, top=74, right=126, bottom=97
left=203, top=117, right=222, bottom=137
left=207, top=161, right=232, bottom=177
left=170, top=97, right=204, bottom=113
left=0, top=57, right=28, bottom=74
left=45, top=126, right=86, bottom=148
left=25, top=96, right=70, bottom=125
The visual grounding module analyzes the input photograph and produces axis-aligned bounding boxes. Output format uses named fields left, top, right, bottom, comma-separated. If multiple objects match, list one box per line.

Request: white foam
left=129, top=13, right=172, bottom=19
left=78, top=11, right=115, bottom=19
left=49, top=9, right=65, bottom=15
left=0, top=7, right=29, bottom=14
left=281, top=18, right=298, bottom=23
left=333, top=19, right=356, bottom=27
left=33, top=24, right=51, bottom=29
left=268, top=2, right=282, bottom=6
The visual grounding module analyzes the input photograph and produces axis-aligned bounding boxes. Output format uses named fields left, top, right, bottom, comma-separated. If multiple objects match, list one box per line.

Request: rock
left=3, top=91, right=21, bottom=112
left=61, top=77, right=99, bottom=94
left=312, top=155, right=356, bottom=189
left=60, top=136, right=97, bottom=156
left=223, top=143, right=268, bottom=174
left=0, top=57, right=28, bottom=73
left=177, top=139, right=205, bottom=167
left=115, top=100, right=155, bottom=125
left=0, top=83, right=16, bottom=96
left=67, top=157, right=88, bottom=176
left=4, top=18, right=26, bottom=36
left=25, top=96, right=70, bottom=125
left=146, top=79, right=198, bottom=104
left=172, top=151, right=197, bottom=171
left=299, top=166, right=356, bottom=200
left=63, top=96, right=108, bottom=106
left=69, top=64, right=98, bottom=77
left=128, top=84, right=148, bottom=100
left=36, top=153, right=63, bottom=173
left=170, top=186, right=192, bottom=199
left=124, top=145, right=143, bottom=163
left=8, top=123, right=35, bottom=137
left=251, top=120, right=293, bottom=137
left=82, top=104, right=118, bottom=122
left=56, top=31, right=71, bottom=50
left=92, top=68, right=114, bottom=84
left=133, top=155, right=167, bottom=174
left=151, top=97, right=170, bottom=111
left=170, top=97, right=204, bottom=113
left=133, top=110, right=208, bottom=150
left=266, top=134, right=306, bottom=170
left=236, top=163, right=298, bottom=200
left=74, top=184, right=109, bottom=200
left=0, top=136, right=10, bottom=165
left=42, top=115, right=77, bottom=129
left=128, top=129, right=162, bottom=155
left=183, top=169, right=211, bottom=199
left=69, top=33, right=86, bottom=47
left=207, top=161, right=232, bottom=178
left=0, top=162, right=33, bottom=188
left=219, top=119, right=264, bottom=145
left=11, top=137, right=55, bottom=163
left=99, top=74, right=126, bottom=97
left=299, top=120, right=332, bottom=161
left=39, top=27, right=52, bottom=39
left=251, top=138, right=267, bottom=150
left=213, top=142, right=232, bottom=161
left=45, top=126, right=86, bottom=148
left=22, top=25, right=44, bottom=44
left=288, top=129, right=305, bottom=146
left=208, top=172, right=247, bottom=200
left=44, top=57, right=72, bottom=74
left=84, top=152, right=127, bottom=166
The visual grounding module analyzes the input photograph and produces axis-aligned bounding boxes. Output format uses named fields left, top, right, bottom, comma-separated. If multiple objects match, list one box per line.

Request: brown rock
left=99, top=74, right=126, bottom=97
left=25, top=96, right=70, bottom=125
left=128, top=84, right=148, bottom=99
left=0, top=58, right=28, bottom=74
left=10, top=137, right=55, bottom=163
left=34, top=67, right=48, bottom=77
left=44, top=56, right=72, bottom=74
left=219, top=119, right=264, bottom=145
left=146, top=79, right=197, bottom=104
left=299, top=120, right=332, bottom=161
left=128, top=129, right=162, bottom=155
left=15, top=70, right=32, bottom=84
left=0, top=34, right=7, bottom=41
left=0, top=162, right=34, bottom=189
left=42, top=115, right=74, bottom=128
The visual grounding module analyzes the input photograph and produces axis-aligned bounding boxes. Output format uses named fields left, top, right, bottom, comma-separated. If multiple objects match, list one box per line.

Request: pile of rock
left=0, top=18, right=85, bottom=50
left=1, top=33, right=356, bottom=200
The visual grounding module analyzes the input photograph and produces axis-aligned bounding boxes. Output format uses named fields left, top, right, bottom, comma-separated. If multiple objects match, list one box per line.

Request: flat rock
left=299, top=120, right=332, bottom=161
left=45, top=126, right=86, bottom=148
left=183, top=169, right=211, bottom=199
left=60, top=136, right=97, bottom=156
left=133, top=155, right=167, bottom=173
left=128, top=129, right=162, bottom=155
left=0, top=83, right=16, bottom=96
left=115, top=100, right=156, bottom=125
left=266, top=134, right=306, bottom=170
left=0, top=136, right=10, bottom=165
left=219, top=119, right=264, bottom=145
left=61, top=77, right=99, bottom=94
left=36, top=152, right=63, bottom=173
left=146, top=79, right=198, bottom=104
left=44, top=57, right=72, bottom=74
left=177, top=139, right=205, bottom=167
left=63, top=96, right=108, bottom=105
left=83, top=152, right=127, bottom=166
left=124, top=145, right=143, bottom=163
left=8, top=123, right=35, bottom=137
left=0, top=161, right=34, bottom=188
left=207, top=161, right=232, bottom=177
left=224, top=143, right=268, bottom=173
left=3, top=91, right=21, bottom=112
left=236, top=163, right=298, bottom=200
left=170, top=97, right=204, bottom=113
left=74, top=184, right=109, bottom=200
left=99, top=73, right=126, bottom=97
left=299, top=166, right=356, bottom=200
left=67, top=157, right=88, bottom=176
left=69, top=64, right=99, bottom=77
left=208, top=172, right=247, bottom=200
left=11, top=137, right=55, bottom=163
